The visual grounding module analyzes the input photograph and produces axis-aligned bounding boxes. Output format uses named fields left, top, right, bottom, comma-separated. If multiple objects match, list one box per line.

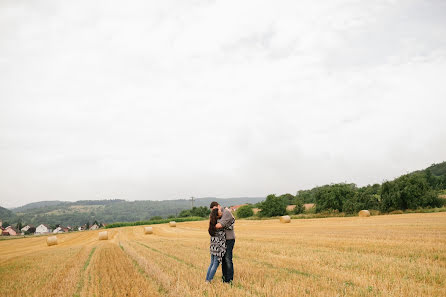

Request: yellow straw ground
left=0, top=212, right=445, bottom=297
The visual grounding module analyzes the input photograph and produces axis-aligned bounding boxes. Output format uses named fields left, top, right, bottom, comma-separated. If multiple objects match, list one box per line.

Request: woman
left=205, top=207, right=226, bottom=283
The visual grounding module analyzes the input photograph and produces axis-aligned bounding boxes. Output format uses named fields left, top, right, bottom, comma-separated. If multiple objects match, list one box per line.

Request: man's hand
left=216, top=223, right=223, bottom=229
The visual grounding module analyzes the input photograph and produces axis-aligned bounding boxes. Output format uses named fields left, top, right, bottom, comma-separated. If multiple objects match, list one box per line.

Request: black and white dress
left=210, top=217, right=235, bottom=263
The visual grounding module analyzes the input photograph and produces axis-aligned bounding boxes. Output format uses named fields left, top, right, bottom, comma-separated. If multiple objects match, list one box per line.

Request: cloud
left=1, top=0, right=445, bottom=208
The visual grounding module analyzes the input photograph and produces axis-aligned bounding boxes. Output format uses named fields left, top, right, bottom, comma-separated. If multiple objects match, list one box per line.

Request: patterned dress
left=210, top=217, right=235, bottom=263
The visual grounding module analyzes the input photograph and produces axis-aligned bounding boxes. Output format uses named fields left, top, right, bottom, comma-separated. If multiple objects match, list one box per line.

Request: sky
left=1, top=0, right=446, bottom=208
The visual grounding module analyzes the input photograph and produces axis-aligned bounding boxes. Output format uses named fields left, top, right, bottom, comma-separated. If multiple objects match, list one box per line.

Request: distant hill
left=425, top=162, right=446, bottom=177
left=11, top=200, right=68, bottom=212
left=5, top=197, right=265, bottom=227
left=0, top=206, right=17, bottom=224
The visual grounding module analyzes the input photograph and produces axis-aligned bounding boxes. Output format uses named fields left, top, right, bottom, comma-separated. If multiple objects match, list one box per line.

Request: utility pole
left=190, top=196, right=195, bottom=208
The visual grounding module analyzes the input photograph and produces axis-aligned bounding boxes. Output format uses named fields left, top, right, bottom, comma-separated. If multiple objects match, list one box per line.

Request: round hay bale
left=98, top=231, right=108, bottom=240
left=169, top=221, right=176, bottom=227
left=280, top=215, right=291, bottom=223
left=46, top=236, right=58, bottom=246
left=144, top=227, right=153, bottom=234
left=358, top=210, right=371, bottom=217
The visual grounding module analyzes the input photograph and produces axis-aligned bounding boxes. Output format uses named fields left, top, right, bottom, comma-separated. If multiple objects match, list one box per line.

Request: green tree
left=16, top=219, right=23, bottom=231
left=315, top=183, right=357, bottom=212
left=293, top=196, right=305, bottom=214
left=279, top=193, right=295, bottom=205
left=381, top=173, right=443, bottom=211
left=259, top=194, right=287, bottom=217
left=178, top=206, right=210, bottom=218
left=236, top=205, right=254, bottom=218
left=343, top=186, right=380, bottom=214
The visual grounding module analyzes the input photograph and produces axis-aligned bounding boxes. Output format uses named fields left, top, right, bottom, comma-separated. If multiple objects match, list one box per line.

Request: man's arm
left=218, top=209, right=233, bottom=229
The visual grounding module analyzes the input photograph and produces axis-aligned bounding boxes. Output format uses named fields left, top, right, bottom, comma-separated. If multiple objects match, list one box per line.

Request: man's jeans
left=222, top=239, right=235, bottom=283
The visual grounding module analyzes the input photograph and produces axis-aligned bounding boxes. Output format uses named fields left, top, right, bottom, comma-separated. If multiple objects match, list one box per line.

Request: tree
left=343, top=186, right=380, bottom=214
left=236, top=205, right=254, bottom=218
left=16, top=219, right=23, bottom=231
left=279, top=193, right=295, bottom=205
left=380, top=173, right=443, bottom=211
left=315, top=183, right=357, bottom=212
left=179, top=206, right=210, bottom=218
left=259, top=194, right=287, bottom=217
left=2, top=221, right=9, bottom=228
left=293, top=196, right=305, bottom=214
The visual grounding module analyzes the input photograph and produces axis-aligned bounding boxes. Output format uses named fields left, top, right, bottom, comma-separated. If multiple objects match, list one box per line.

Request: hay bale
left=358, top=210, right=371, bottom=217
left=280, top=215, right=291, bottom=223
left=46, top=236, right=58, bottom=246
left=169, top=221, right=176, bottom=227
left=98, top=231, right=108, bottom=240
left=144, top=227, right=153, bottom=234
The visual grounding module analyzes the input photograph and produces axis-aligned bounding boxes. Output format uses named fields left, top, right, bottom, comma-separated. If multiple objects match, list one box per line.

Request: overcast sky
left=1, top=0, right=446, bottom=208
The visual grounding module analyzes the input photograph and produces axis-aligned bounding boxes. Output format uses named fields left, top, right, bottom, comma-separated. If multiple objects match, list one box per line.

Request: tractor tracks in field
left=72, top=246, right=96, bottom=297
left=125, top=240, right=262, bottom=297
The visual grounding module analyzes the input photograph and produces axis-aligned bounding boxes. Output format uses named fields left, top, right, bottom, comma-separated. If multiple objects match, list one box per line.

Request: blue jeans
left=205, top=254, right=220, bottom=281
left=222, top=239, right=235, bottom=282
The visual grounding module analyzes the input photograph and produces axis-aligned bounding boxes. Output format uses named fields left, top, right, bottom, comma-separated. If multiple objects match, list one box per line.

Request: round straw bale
left=358, top=210, right=371, bottom=217
left=98, top=231, right=108, bottom=240
left=169, top=221, right=176, bottom=227
left=280, top=215, right=291, bottom=223
left=46, top=236, right=58, bottom=246
left=144, top=226, right=153, bottom=234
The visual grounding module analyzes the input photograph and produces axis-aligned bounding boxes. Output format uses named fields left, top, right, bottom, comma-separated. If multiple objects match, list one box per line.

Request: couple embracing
left=205, top=201, right=235, bottom=284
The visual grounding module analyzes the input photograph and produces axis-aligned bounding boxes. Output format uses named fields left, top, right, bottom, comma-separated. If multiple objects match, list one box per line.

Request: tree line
left=237, top=165, right=446, bottom=218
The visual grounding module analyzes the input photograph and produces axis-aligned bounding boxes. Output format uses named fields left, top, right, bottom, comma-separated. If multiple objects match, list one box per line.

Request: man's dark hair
left=209, top=201, right=219, bottom=209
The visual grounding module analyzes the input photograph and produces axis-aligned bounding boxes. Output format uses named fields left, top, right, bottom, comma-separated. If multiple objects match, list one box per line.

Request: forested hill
left=3, top=197, right=264, bottom=227
left=425, top=162, right=446, bottom=177
left=0, top=206, right=17, bottom=224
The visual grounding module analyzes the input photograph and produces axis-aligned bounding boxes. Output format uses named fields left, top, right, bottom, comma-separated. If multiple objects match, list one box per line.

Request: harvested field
left=0, top=213, right=445, bottom=297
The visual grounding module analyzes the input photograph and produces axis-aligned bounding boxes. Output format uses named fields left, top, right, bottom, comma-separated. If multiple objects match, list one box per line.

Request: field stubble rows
left=0, top=212, right=445, bottom=297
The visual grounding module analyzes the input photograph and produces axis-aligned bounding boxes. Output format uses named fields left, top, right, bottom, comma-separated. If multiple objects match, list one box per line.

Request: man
left=210, top=201, right=235, bottom=284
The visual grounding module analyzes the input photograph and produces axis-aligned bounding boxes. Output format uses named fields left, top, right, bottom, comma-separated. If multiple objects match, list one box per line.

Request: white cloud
left=1, top=0, right=446, bottom=207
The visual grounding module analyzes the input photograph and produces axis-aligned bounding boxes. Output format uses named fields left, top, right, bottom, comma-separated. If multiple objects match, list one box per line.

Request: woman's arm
left=216, top=223, right=223, bottom=229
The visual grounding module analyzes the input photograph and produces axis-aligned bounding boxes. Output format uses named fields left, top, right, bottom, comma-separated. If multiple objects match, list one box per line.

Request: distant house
left=89, top=224, right=99, bottom=230
left=53, top=226, right=64, bottom=233
left=35, top=224, right=52, bottom=234
left=78, top=225, right=86, bottom=231
left=21, top=225, right=33, bottom=232
left=62, top=227, right=69, bottom=233
left=3, top=226, right=18, bottom=236
left=229, top=204, right=248, bottom=212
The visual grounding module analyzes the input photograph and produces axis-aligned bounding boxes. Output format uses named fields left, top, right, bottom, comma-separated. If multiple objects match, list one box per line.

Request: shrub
left=259, top=194, right=287, bottom=217
left=236, top=205, right=254, bottom=218
left=293, top=196, right=305, bottom=214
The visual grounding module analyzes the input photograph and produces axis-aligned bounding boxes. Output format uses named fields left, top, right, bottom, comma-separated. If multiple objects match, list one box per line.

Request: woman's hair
left=208, top=208, right=219, bottom=236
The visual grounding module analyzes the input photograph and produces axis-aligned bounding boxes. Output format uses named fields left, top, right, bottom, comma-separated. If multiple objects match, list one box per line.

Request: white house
left=53, top=226, right=64, bottom=233
left=21, top=225, right=31, bottom=232
left=89, top=224, right=99, bottom=230
left=35, top=224, right=51, bottom=234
